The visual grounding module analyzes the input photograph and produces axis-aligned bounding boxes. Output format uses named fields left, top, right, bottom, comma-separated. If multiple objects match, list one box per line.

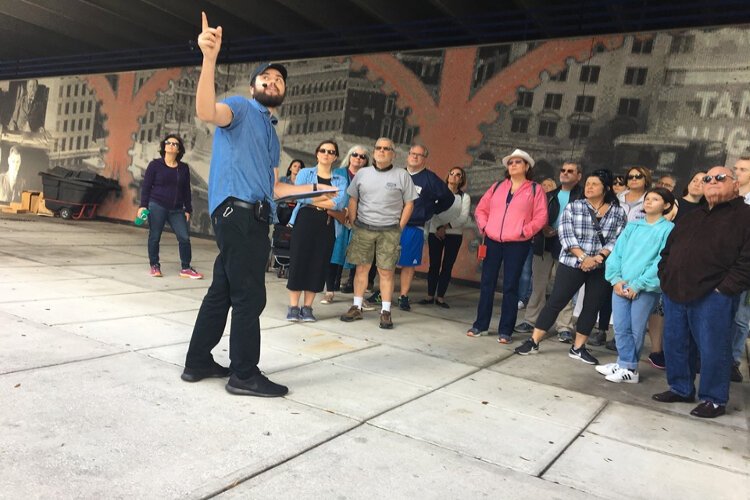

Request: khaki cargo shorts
left=347, top=226, right=401, bottom=270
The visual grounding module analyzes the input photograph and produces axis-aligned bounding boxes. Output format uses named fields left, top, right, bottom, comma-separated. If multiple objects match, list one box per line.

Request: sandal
left=320, top=293, right=335, bottom=305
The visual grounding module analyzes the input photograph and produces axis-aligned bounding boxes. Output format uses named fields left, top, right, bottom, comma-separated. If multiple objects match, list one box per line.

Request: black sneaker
left=367, top=291, right=382, bottom=304
left=569, top=345, right=599, bottom=365
left=514, top=338, right=539, bottom=355
left=399, top=295, right=411, bottom=311
left=181, top=362, right=231, bottom=382
left=588, top=329, right=607, bottom=346
left=225, top=373, right=288, bottom=397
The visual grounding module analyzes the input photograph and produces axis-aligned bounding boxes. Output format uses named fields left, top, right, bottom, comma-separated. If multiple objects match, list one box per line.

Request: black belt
left=217, top=197, right=270, bottom=223
left=228, top=199, right=261, bottom=210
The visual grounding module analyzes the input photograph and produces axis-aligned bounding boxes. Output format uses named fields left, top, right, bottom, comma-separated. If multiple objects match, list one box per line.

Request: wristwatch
left=577, top=253, right=587, bottom=263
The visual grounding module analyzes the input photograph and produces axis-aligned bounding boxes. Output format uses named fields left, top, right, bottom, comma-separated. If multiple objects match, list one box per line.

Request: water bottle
left=134, top=209, right=150, bottom=226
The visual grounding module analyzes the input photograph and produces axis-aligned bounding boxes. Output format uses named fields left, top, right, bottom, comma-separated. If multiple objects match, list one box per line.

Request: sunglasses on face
left=507, top=159, right=525, bottom=166
left=374, top=146, right=393, bottom=151
left=702, top=173, right=734, bottom=184
left=560, top=168, right=577, bottom=174
left=627, top=174, right=645, bottom=180
left=449, top=171, right=463, bottom=177
left=317, top=148, right=337, bottom=155
left=613, top=180, right=625, bottom=186
left=165, top=141, right=180, bottom=147
left=350, top=152, right=368, bottom=160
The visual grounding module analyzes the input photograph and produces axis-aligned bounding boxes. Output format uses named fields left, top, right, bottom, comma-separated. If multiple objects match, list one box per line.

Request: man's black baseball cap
left=250, top=62, right=287, bottom=83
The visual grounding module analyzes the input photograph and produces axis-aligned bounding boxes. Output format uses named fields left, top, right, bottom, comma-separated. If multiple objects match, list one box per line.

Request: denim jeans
left=731, top=290, right=750, bottom=363
left=663, top=291, right=739, bottom=405
left=472, top=238, right=530, bottom=337
left=517, top=245, right=533, bottom=304
left=148, top=201, right=191, bottom=269
left=612, top=291, right=659, bottom=370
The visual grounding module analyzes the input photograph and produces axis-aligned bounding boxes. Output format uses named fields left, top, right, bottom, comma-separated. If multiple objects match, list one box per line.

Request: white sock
left=381, top=301, right=391, bottom=312
left=353, top=296, right=363, bottom=308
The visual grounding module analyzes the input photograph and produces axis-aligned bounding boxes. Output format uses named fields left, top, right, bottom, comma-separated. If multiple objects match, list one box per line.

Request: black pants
left=598, top=283, right=613, bottom=330
left=185, top=201, right=270, bottom=379
left=536, top=263, right=609, bottom=336
left=427, top=233, right=463, bottom=297
left=325, top=263, right=344, bottom=292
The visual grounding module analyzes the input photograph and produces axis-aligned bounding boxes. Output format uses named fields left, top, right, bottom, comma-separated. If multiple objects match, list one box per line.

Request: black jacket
left=532, top=184, right=583, bottom=258
left=658, top=196, right=750, bottom=302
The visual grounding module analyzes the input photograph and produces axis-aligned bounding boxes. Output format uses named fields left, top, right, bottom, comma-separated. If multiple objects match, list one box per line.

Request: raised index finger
left=201, top=11, right=208, bottom=31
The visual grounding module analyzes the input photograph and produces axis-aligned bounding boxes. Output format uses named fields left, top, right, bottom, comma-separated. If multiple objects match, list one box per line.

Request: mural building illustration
left=0, top=26, right=746, bottom=281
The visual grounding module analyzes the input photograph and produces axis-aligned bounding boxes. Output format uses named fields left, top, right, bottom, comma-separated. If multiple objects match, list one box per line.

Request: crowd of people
left=279, top=140, right=750, bottom=420
left=178, top=14, right=749, bottom=417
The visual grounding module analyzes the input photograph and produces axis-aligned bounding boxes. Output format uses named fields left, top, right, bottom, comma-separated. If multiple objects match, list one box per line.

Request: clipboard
left=274, top=188, right=338, bottom=204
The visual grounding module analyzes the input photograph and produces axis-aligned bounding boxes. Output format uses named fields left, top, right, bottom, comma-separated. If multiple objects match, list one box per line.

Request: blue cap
left=250, top=62, right=287, bottom=83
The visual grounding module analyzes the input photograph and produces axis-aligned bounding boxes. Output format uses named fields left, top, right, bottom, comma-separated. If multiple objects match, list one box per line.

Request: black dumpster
left=39, top=167, right=121, bottom=219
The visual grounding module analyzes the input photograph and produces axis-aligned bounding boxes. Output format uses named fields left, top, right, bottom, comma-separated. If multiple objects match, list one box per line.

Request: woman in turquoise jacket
left=285, top=140, right=349, bottom=322
left=599, top=187, right=676, bottom=383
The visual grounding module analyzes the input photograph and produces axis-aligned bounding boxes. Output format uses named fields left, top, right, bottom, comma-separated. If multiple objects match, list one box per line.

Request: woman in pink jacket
left=467, top=149, right=548, bottom=343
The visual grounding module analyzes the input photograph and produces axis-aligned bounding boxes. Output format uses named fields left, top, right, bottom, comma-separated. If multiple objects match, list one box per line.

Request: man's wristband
left=577, top=253, right=587, bottom=263
left=313, top=182, right=317, bottom=191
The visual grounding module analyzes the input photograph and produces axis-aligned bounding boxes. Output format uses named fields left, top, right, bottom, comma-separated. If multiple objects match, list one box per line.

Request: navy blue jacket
left=407, top=168, right=455, bottom=227
left=140, top=158, right=193, bottom=213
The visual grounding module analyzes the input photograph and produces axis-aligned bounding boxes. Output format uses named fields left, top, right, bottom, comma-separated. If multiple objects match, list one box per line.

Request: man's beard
left=254, top=89, right=285, bottom=108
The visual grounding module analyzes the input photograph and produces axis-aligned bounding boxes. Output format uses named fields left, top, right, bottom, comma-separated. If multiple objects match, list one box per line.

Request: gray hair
left=410, top=143, right=429, bottom=158
left=340, top=144, right=370, bottom=168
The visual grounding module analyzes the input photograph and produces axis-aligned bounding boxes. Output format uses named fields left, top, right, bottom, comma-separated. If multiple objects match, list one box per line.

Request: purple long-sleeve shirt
left=140, top=157, right=193, bottom=213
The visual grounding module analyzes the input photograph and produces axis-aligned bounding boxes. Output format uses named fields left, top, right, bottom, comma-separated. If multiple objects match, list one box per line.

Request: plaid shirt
left=558, top=199, right=627, bottom=268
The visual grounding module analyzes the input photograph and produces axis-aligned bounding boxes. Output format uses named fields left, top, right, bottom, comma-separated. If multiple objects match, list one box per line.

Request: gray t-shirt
left=347, top=165, right=418, bottom=226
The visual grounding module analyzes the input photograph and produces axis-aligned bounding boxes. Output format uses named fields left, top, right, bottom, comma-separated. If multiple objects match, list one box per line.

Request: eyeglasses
left=409, top=151, right=426, bottom=157
left=507, top=159, right=525, bottom=165
left=560, top=168, right=577, bottom=174
left=702, top=173, right=734, bottom=184
left=627, top=174, right=645, bottom=180
left=374, top=146, right=393, bottom=151
left=165, top=141, right=180, bottom=147
left=449, top=171, right=463, bottom=177
left=657, top=182, right=675, bottom=189
left=317, top=148, right=337, bottom=155
left=350, top=152, right=368, bottom=160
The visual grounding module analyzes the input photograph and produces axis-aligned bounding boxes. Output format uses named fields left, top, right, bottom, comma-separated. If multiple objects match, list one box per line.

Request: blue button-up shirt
left=207, top=96, right=280, bottom=215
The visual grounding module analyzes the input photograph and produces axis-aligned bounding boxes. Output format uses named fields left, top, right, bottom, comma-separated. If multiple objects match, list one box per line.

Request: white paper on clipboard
left=274, top=188, right=338, bottom=204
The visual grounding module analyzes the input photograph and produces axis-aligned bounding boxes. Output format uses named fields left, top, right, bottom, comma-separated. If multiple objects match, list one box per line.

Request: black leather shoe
left=435, top=299, right=450, bottom=309
left=690, top=401, right=726, bottom=418
left=225, top=373, right=288, bottom=397
left=417, top=298, right=434, bottom=305
left=652, top=390, right=696, bottom=403
left=181, top=362, right=231, bottom=382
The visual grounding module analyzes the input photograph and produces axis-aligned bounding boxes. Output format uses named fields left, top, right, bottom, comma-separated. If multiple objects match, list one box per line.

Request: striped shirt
left=558, top=199, right=627, bottom=268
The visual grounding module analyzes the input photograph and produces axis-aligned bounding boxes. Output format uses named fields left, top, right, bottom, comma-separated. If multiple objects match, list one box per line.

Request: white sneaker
left=595, top=363, right=619, bottom=376
left=517, top=300, right=526, bottom=310
left=605, top=367, right=639, bottom=384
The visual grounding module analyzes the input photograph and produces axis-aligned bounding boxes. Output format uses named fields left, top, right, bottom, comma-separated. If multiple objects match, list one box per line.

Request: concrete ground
left=0, top=215, right=748, bottom=499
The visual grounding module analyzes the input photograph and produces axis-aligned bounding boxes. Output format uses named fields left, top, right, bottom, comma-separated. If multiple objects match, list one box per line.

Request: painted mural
left=0, top=26, right=746, bottom=281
